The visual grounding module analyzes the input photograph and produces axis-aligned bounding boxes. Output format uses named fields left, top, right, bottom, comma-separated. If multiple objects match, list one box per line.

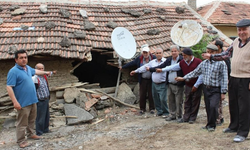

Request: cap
left=141, top=44, right=149, bottom=52
left=207, top=44, right=218, bottom=51
left=182, top=48, right=193, bottom=55
left=236, top=19, right=250, bottom=27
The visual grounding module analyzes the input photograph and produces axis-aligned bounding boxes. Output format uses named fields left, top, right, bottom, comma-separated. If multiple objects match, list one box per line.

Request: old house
left=197, top=1, right=250, bottom=40
left=0, top=1, right=232, bottom=96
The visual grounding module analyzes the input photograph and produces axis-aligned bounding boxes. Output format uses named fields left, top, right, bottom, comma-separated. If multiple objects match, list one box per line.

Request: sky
left=155, top=0, right=250, bottom=7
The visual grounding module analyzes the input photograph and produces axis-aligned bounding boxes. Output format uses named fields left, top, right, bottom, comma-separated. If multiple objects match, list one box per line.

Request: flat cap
left=236, top=19, right=250, bottom=27
left=207, top=44, right=218, bottom=51
left=182, top=48, right=193, bottom=55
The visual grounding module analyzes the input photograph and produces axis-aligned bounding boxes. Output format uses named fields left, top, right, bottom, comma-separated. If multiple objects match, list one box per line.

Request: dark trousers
left=139, top=78, right=155, bottom=111
left=36, top=99, right=50, bottom=136
left=203, top=86, right=220, bottom=128
left=183, top=85, right=202, bottom=121
left=228, top=77, right=250, bottom=137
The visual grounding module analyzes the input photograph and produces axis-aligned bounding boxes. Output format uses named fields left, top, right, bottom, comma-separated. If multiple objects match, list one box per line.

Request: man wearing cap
left=214, top=40, right=231, bottom=126
left=131, top=48, right=169, bottom=117
left=156, top=48, right=203, bottom=124
left=176, top=44, right=228, bottom=131
left=202, top=19, right=250, bottom=142
left=120, top=44, right=156, bottom=115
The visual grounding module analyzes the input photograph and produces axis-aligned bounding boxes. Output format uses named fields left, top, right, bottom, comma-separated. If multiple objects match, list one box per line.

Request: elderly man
left=202, top=19, right=250, bottom=142
left=176, top=44, right=228, bottom=131
left=131, top=48, right=169, bottom=117
left=121, top=44, right=156, bottom=115
left=6, top=49, right=53, bottom=148
left=149, top=45, right=185, bottom=121
left=32, top=63, right=56, bottom=136
left=158, top=48, right=203, bottom=124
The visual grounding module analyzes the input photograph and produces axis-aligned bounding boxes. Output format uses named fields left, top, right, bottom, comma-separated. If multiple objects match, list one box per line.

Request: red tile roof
left=0, top=1, right=229, bottom=60
left=197, top=1, right=250, bottom=26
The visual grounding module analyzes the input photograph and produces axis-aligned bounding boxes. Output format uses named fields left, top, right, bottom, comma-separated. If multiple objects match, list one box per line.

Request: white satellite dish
left=171, top=20, right=203, bottom=47
left=111, top=27, right=136, bottom=59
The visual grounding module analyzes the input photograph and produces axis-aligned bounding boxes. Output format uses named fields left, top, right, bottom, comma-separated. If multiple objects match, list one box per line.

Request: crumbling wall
left=0, top=58, right=78, bottom=95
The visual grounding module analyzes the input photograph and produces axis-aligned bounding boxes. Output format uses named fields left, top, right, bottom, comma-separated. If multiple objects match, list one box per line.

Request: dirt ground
left=0, top=98, right=250, bottom=150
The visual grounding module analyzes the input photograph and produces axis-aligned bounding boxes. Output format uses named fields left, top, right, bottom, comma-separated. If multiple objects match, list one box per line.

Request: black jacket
left=149, top=55, right=185, bottom=86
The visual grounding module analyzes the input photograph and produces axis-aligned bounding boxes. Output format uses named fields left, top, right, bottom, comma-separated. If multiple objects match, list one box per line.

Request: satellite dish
left=171, top=20, right=203, bottom=47
left=111, top=27, right=136, bottom=59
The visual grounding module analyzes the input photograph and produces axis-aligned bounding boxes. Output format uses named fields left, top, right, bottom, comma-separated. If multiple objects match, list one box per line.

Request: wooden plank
left=50, top=82, right=88, bottom=91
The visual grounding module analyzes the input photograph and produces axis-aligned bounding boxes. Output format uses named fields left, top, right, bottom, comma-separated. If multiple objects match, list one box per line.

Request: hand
left=130, top=71, right=136, bottom=76
left=202, top=53, right=211, bottom=60
left=191, top=86, right=198, bottom=93
left=175, top=77, right=184, bottom=81
left=221, top=94, right=225, bottom=100
left=13, top=101, right=21, bottom=110
left=52, top=70, right=57, bottom=74
left=146, top=67, right=150, bottom=71
left=118, top=66, right=122, bottom=70
left=156, top=68, right=162, bottom=73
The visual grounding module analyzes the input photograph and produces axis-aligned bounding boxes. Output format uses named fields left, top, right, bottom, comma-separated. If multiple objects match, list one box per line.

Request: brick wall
left=0, top=58, right=78, bottom=95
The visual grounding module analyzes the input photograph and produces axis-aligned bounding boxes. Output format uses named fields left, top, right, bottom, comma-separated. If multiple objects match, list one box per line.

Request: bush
left=190, top=33, right=218, bottom=60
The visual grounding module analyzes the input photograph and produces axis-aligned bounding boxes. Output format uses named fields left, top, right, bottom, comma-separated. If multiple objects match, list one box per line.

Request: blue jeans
left=36, top=99, right=50, bottom=136
left=152, top=82, right=169, bottom=115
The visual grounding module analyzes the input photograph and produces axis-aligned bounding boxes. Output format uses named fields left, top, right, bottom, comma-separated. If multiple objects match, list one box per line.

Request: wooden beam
left=50, top=82, right=88, bottom=91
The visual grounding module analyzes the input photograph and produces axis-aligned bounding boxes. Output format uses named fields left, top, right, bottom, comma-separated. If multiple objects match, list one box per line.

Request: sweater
left=231, top=37, right=250, bottom=78
left=179, top=57, right=202, bottom=87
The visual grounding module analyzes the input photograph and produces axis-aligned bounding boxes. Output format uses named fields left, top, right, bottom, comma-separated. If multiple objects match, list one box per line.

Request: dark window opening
left=72, top=51, right=119, bottom=88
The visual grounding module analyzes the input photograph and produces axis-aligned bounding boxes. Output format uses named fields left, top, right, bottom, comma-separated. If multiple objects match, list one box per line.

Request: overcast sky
left=153, top=0, right=250, bottom=7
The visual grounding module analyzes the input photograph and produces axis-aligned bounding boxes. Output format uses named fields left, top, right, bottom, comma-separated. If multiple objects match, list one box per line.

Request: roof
left=197, top=1, right=250, bottom=26
left=0, top=1, right=231, bottom=60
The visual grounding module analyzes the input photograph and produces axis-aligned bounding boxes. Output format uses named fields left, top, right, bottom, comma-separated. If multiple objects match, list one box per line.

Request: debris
left=175, top=7, right=185, bottom=14
left=8, top=45, right=18, bottom=54
left=11, top=8, right=26, bottom=16
left=44, top=21, right=56, bottom=30
left=64, top=88, right=80, bottom=103
left=59, top=36, right=71, bottom=47
left=106, top=20, right=117, bottom=29
left=147, top=29, right=160, bottom=35
left=51, top=82, right=88, bottom=91
left=96, top=89, right=139, bottom=109
left=117, top=83, right=136, bottom=105
left=74, top=30, right=86, bottom=39
left=84, top=20, right=95, bottom=31
left=79, top=9, right=88, bottom=18
left=85, top=98, right=99, bottom=111
left=0, top=18, right=3, bottom=25
left=39, top=4, right=48, bottom=14
left=64, top=104, right=94, bottom=125
left=60, top=8, right=71, bottom=18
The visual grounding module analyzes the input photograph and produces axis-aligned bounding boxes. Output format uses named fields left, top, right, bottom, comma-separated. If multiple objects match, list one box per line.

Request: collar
left=15, top=63, right=26, bottom=70
left=184, top=56, right=194, bottom=64
left=238, top=37, right=250, bottom=47
left=155, top=57, right=165, bottom=62
left=172, top=55, right=179, bottom=61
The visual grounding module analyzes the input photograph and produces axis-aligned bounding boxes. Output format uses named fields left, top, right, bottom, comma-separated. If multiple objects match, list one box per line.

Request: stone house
left=0, top=1, right=232, bottom=96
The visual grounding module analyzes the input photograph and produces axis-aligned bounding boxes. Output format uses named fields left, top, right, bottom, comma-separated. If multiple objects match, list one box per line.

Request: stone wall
left=0, top=58, right=78, bottom=95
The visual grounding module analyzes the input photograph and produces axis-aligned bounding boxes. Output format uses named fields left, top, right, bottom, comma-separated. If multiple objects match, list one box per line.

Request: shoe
left=139, top=110, right=145, bottom=115
left=223, top=128, right=237, bottom=133
left=19, top=141, right=30, bottom=148
left=28, top=135, right=42, bottom=140
left=165, top=116, right=176, bottom=121
left=233, top=135, right=245, bottom=142
left=207, top=127, right=215, bottom=132
left=189, top=120, right=194, bottom=124
left=156, top=113, right=163, bottom=116
left=162, top=115, right=169, bottom=118
left=177, top=118, right=187, bottom=123
left=150, top=110, right=155, bottom=114
left=201, top=126, right=208, bottom=130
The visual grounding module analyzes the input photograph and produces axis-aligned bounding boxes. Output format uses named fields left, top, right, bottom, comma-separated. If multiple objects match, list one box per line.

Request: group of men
left=121, top=18, right=250, bottom=143
left=6, top=18, right=250, bottom=147
left=6, top=50, right=54, bottom=148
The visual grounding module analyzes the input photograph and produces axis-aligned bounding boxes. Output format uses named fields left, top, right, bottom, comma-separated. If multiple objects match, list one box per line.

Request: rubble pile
left=0, top=82, right=139, bottom=129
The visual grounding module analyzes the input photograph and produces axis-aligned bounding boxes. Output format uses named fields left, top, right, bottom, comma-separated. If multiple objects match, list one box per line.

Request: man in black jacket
left=120, top=44, right=156, bottom=115
left=148, top=45, right=185, bottom=121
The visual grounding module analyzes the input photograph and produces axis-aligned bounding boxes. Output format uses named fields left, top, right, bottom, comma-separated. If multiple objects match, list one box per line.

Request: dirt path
left=0, top=100, right=250, bottom=150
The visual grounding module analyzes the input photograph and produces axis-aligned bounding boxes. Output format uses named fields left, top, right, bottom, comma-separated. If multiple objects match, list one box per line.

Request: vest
left=231, top=38, right=250, bottom=78
left=179, top=57, right=202, bottom=87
